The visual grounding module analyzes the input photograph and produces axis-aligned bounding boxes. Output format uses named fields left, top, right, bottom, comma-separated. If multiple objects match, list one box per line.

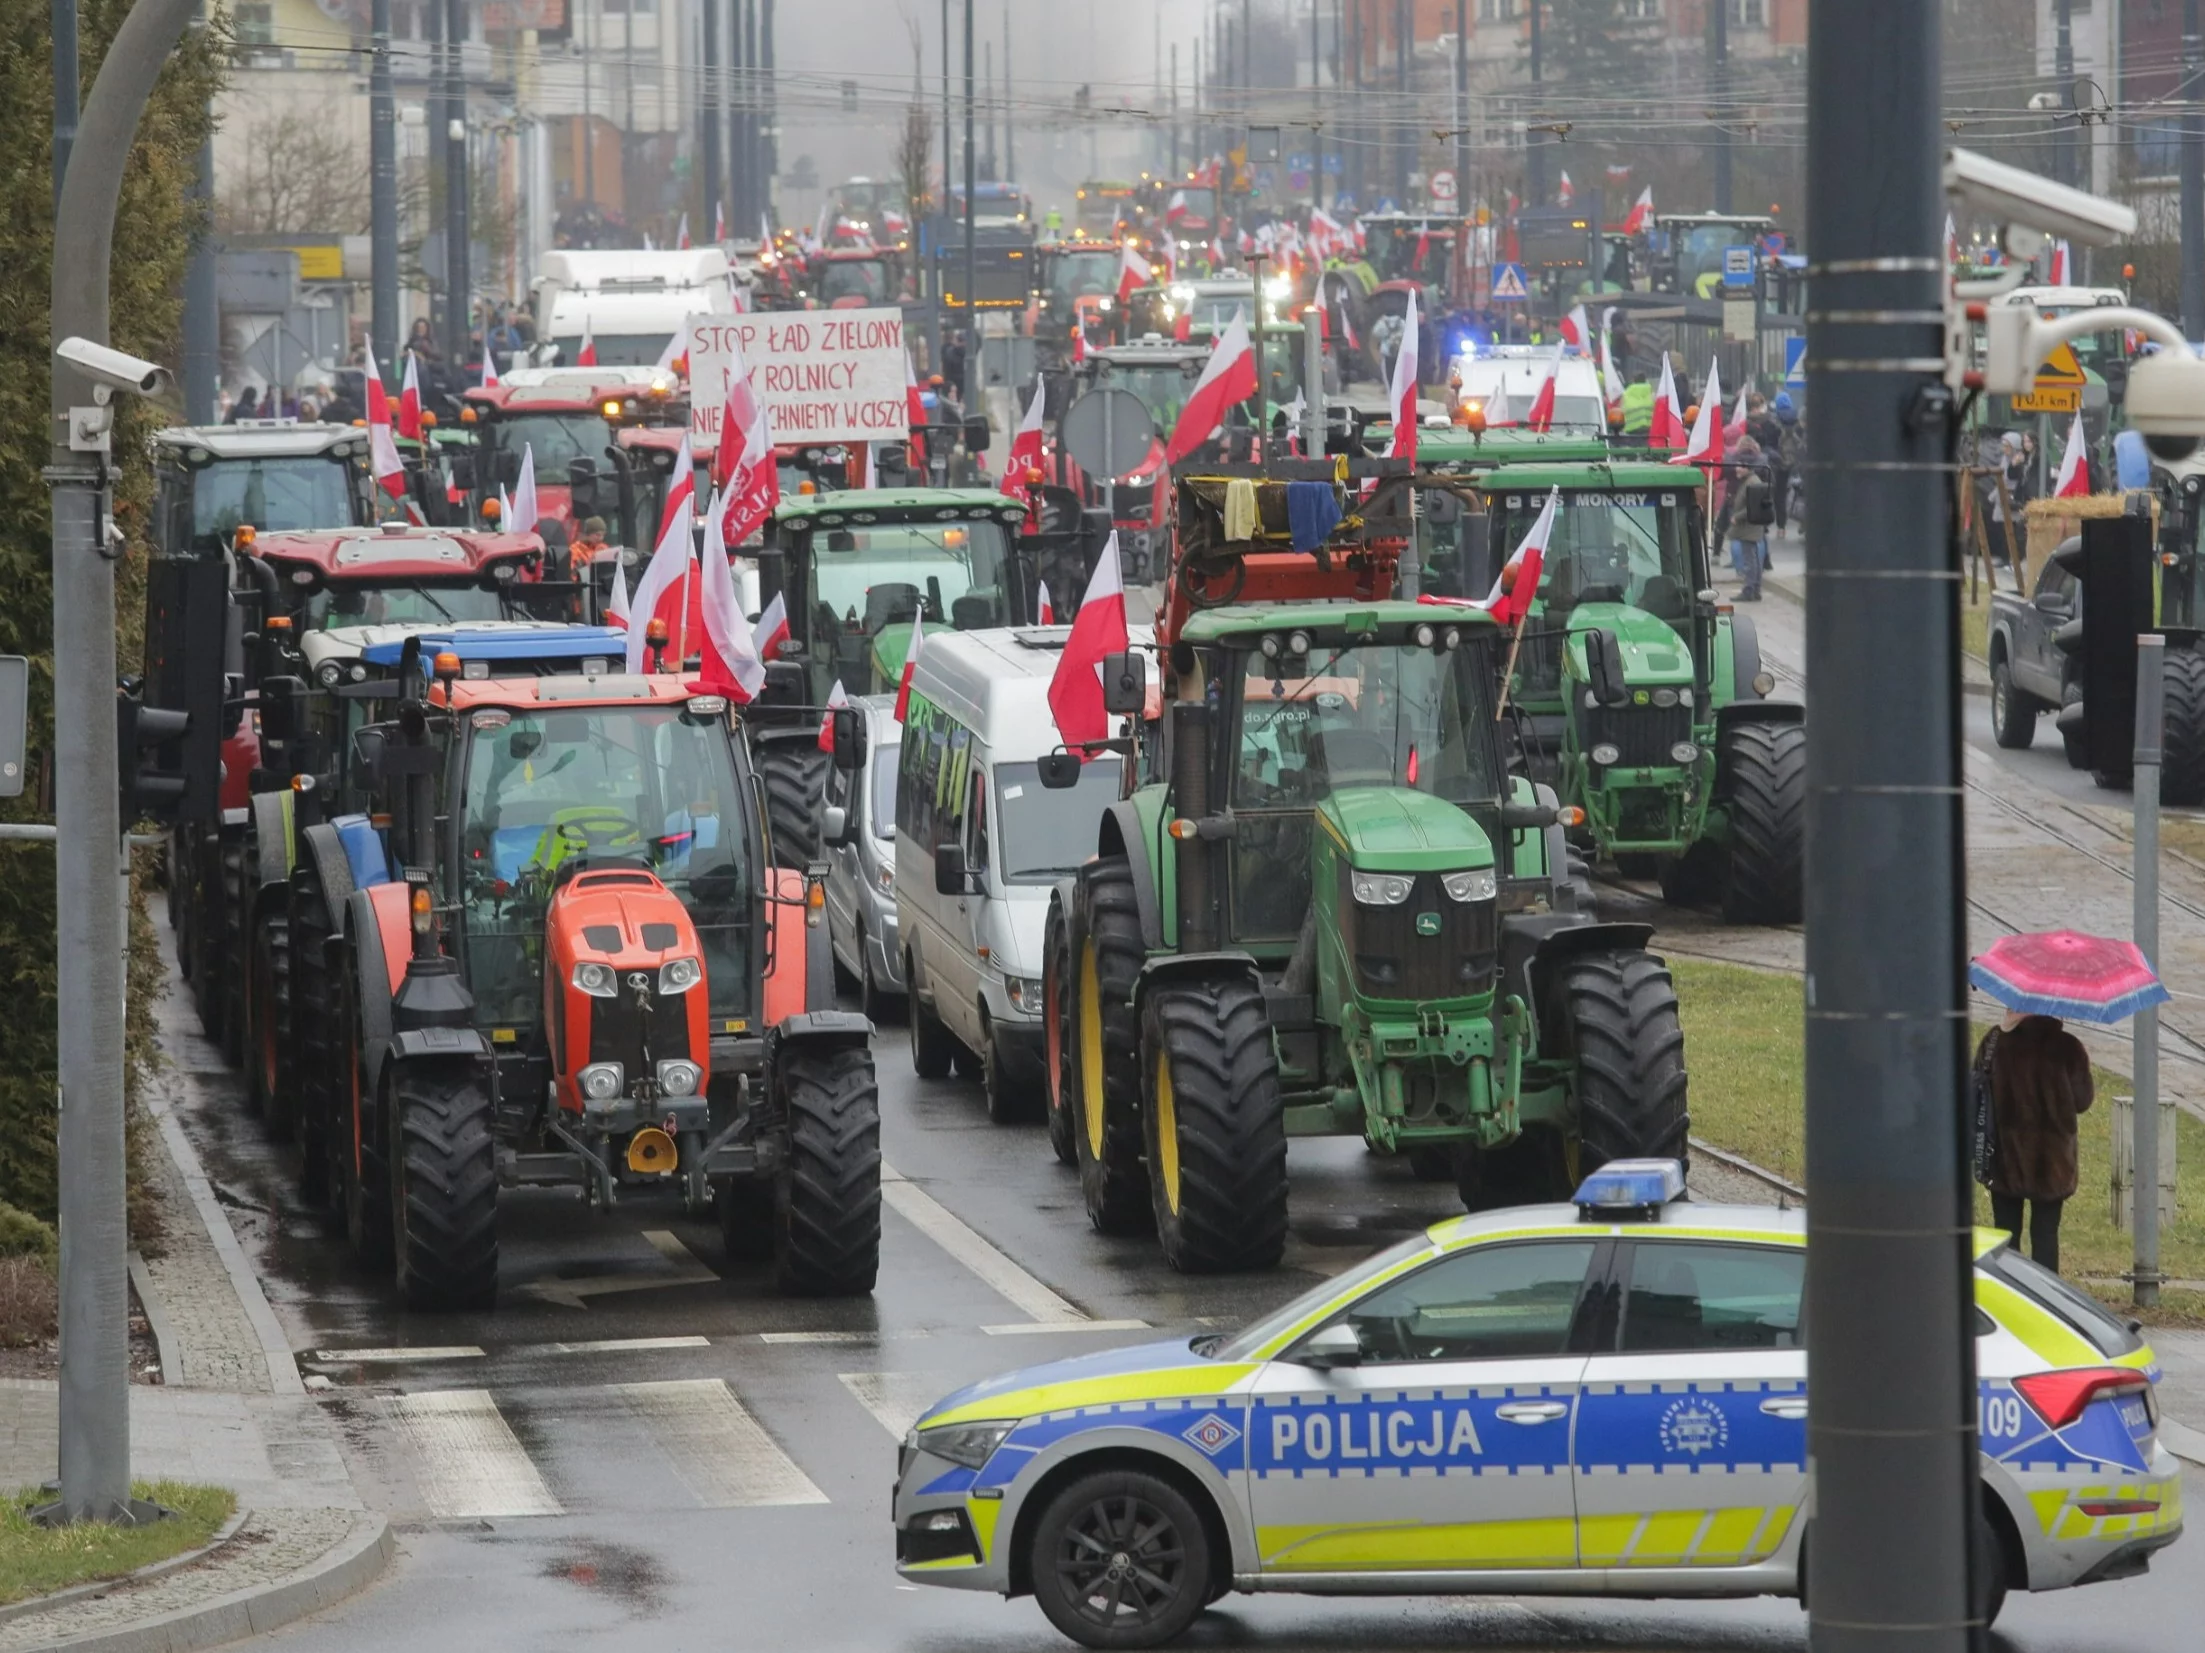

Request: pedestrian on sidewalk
left=1716, top=440, right=1772, bottom=600
left=1773, top=394, right=1805, bottom=533
left=1972, top=1010, right=2093, bottom=1273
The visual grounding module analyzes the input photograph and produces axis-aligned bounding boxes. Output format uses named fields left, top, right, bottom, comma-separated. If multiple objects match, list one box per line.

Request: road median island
left=0, top=1481, right=232, bottom=1610
left=1673, top=957, right=2205, bottom=1324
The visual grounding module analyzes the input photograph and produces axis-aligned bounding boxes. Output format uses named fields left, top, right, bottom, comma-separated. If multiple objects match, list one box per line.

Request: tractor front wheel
left=2161, top=646, right=2205, bottom=807
left=341, top=968, right=392, bottom=1266
left=773, top=1043, right=882, bottom=1296
left=1719, top=720, right=1806, bottom=926
left=389, top=1066, right=500, bottom=1312
left=1140, top=977, right=1287, bottom=1273
left=1072, top=859, right=1150, bottom=1235
left=288, top=876, right=336, bottom=1211
left=1043, top=894, right=1078, bottom=1166
left=1554, top=950, right=1689, bottom=1175
left=759, top=741, right=832, bottom=870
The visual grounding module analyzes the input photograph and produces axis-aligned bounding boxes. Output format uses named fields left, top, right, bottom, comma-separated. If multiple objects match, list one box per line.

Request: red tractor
left=458, top=370, right=686, bottom=536
left=292, top=644, right=878, bottom=1308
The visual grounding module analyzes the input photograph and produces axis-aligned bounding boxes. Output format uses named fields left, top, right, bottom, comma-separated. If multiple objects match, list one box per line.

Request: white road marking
left=311, top=1346, right=485, bottom=1363
left=517, top=1229, right=719, bottom=1308
left=522, top=1336, right=712, bottom=1356
left=880, top=1160, right=1088, bottom=1325
left=982, top=1318, right=1151, bottom=1336
left=759, top=1329, right=932, bottom=1344
left=388, top=1389, right=564, bottom=1519
left=611, top=1378, right=827, bottom=1508
left=838, top=1372, right=947, bottom=1440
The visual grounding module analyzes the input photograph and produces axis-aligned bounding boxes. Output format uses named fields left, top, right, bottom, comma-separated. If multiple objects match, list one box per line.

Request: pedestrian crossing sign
left=1784, top=337, right=1806, bottom=387
left=1490, top=263, right=1530, bottom=302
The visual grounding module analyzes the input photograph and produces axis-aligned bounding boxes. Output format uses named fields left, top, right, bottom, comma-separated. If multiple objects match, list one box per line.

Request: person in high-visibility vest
left=1620, top=372, right=1655, bottom=439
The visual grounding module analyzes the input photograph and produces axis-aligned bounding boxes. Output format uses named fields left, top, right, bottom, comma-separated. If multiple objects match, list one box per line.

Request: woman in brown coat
left=1973, top=1011, right=2094, bottom=1272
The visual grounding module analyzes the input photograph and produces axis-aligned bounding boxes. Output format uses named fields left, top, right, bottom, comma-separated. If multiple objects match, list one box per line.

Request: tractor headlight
left=1670, top=741, right=1703, bottom=766
left=1752, top=671, right=1776, bottom=697
left=317, top=662, right=343, bottom=688
left=1350, top=869, right=1414, bottom=905
left=1652, top=687, right=1679, bottom=708
left=1590, top=742, right=1622, bottom=767
left=659, top=956, right=703, bottom=994
left=579, top=1062, right=625, bottom=1101
left=572, top=961, right=618, bottom=998
left=655, top=1059, right=702, bottom=1097
left=1440, top=868, right=1497, bottom=903
left=913, top=1419, right=1016, bottom=1469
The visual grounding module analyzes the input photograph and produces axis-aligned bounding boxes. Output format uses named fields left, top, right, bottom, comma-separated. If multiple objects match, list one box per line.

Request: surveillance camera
left=1943, top=147, right=2138, bottom=249
left=54, top=337, right=169, bottom=397
left=2124, top=349, right=2205, bottom=462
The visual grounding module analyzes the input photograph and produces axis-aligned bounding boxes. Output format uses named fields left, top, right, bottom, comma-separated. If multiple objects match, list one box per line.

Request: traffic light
left=2051, top=512, right=2154, bottom=782
left=116, top=681, right=190, bottom=825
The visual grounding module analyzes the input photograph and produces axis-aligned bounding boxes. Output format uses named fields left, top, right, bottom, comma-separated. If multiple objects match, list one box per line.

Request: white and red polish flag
left=364, top=343, right=406, bottom=504
left=397, top=353, right=422, bottom=440
left=694, top=486, right=767, bottom=701
left=625, top=432, right=699, bottom=673
left=1163, top=309, right=1258, bottom=466
left=1116, top=241, right=1151, bottom=305
left=1036, top=579, right=1055, bottom=625
left=1648, top=354, right=1685, bottom=449
left=894, top=617, right=925, bottom=722
left=753, top=590, right=790, bottom=661
left=2053, top=409, right=2092, bottom=499
left=1384, top=290, right=1421, bottom=465
left=1484, top=487, right=1560, bottom=626
left=1672, top=359, right=1722, bottom=466
left=1525, top=339, right=1565, bottom=433
left=817, top=678, right=849, bottom=753
left=1047, top=532, right=1130, bottom=752
left=713, top=337, right=781, bottom=548
left=1002, top=378, right=1046, bottom=510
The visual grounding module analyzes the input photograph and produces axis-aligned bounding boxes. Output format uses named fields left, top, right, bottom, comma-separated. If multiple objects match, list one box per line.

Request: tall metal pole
left=582, top=0, right=596, bottom=207
left=1311, top=0, right=1322, bottom=209
left=730, top=0, right=747, bottom=230
left=1171, top=41, right=1179, bottom=179
left=1804, top=0, right=1976, bottom=1647
left=2133, top=635, right=2165, bottom=1309
left=761, top=0, right=777, bottom=217
left=983, top=42, right=996, bottom=179
left=1712, top=0, right=1732, bottom=213
left=1393, top=0, right=1406, bottom=205
left=50, top=0, right=204, bottom=1528
left=702, top=0, right=721, bottom=238
left=53, top=0, right=79, bottom=205
left=427, top=0, right=448, bottom=334
left=2183, top=0, right=2203, bottom=339
left=2057, top=0, right=2077, bottom=188
left=182, top=2, right=218, bottom=423
left=1347, top=0, right=1360, bottom=205
left=371, top=0, right=398, bottom=370
left=941, top=0, right=953, bottom=243
left=445, top=0, right=471, bottom=367
left=1453, top=0, right=1467, bottom=212
left=1003, top=0, right=1015, bottom=185
left=963, top=0, right=977, bottom=408
left=1527, top=0, right=1545, bottom=206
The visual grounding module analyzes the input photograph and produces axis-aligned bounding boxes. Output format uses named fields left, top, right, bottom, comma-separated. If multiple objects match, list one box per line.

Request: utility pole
left=49, top=0, right=204, bottom=1528
left=730, top=0, right=748, bottom=230
left=182, top=1, right=218, bottom=423
left=1003, top=0, right=1015, bottom=185
left=1347, top=0, right=1360, bottom=204
left=761, top=0, right=777, bottom=217
left=1170, top=41, right=1179, bottom=179
left=371, top=0, right=399, bottom=370
left=702, top=0, right=721, bottom=240
left=941, top=0, right=953, bottom=243
left=1712, top=0, right=1732, bottom=213
left=582, top=0, right=596, bottom=207
left=445, top=0, right=471, bottom=368
left=1527, top=0, right=1545, bottom=206
left=983, top=42, right=996, bottom=179
left=1394, top=0, right=1407, bottom=205
left=963, top=0, right=977, bottom=409
left=427, top=0, right=448, bottom=334
left=53, top=0, right=79, bottom=205
left=1453, top=0, right=1468, bottom=217
left=1804, top=0, right=1978, bottom=1648
left=2184, top=0, right=2203, bottom=338
left=2057, top=0, right=2077, bottom=188
left=2134, top=635, right=2165, bottom=1310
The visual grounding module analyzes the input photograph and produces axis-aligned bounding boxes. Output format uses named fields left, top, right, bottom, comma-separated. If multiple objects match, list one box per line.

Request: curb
left=125, top=1251, right=182, bottom=1388
left=2163, top=1417, right=2205, bottom=1468
left=27, top=1513, right=394, bottom=1653
left=142, top=1086, right=303, bottom=1397
left=0, top=1511, right=253, bottom=1631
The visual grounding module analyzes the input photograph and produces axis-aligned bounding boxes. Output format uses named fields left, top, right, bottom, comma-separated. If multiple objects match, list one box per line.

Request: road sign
left=1430, top=169, right=1459, bottom=204
left=1490, top=262, right=1530, bottom=302
left=1722, top=245, right=1756, bottom=287
left=2012, top=340, right=2087, bottom=413
left=1785, top=337, right=1807, bottom=387
left=1061, top=388, right=1157, bottom=481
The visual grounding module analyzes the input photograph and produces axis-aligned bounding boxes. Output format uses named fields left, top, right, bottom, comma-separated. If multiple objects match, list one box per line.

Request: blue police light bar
left=1572, top=1158, right=1687, bottom=1221
left=359, top=626, right=626, bottom=671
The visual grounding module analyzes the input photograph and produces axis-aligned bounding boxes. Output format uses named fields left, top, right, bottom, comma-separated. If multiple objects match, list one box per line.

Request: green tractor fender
left=1096, top=795, right=1174, bottom=951
left=1714, top=699, right=1805, bottom=733
left=1503, top=915, right=1659, bottom=1040
left=1132, top=952, right=1265, bottom=1019
left=1713, top=610, right=1782, bottom=710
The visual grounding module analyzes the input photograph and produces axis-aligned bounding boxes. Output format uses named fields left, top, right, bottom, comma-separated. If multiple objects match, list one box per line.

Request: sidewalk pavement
left=0, top=929, right=392, bottom=1653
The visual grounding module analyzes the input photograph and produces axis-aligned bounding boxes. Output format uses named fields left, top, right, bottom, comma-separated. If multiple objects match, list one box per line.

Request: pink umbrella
left=1968, top=930, right=2170, bottom=1024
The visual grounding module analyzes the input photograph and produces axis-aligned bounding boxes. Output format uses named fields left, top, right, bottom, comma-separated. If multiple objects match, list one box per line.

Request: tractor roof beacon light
left=1572, top=1158, right=1687, bottom=1221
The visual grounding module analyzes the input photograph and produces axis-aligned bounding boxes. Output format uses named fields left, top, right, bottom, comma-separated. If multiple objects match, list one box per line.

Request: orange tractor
left=292, top=640, right=877, bottom=1308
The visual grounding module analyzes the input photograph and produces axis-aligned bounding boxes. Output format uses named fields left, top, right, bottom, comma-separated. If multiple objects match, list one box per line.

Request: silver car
left=823, top=694, right=905, bottom=1019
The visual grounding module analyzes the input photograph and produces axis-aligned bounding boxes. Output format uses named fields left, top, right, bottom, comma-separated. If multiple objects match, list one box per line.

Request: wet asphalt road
left=156, top=954, right=2202, bottom=1653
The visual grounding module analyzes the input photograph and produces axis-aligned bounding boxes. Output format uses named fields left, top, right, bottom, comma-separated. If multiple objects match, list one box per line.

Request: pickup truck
left=1986, top=541, right=2081, bottom=761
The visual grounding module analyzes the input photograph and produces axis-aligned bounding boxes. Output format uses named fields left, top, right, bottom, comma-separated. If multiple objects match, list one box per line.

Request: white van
left=1449, top=346, right=1608, bottom=432
left=530, top=249, right=737, bottom=368
left=895, top=628, right=1127, bottom=1121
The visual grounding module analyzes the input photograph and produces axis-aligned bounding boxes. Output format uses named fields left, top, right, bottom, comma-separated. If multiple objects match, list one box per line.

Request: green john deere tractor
left=1042, top=600, right=1689, bottom=1273
left=751, top=488, right=1038, bottom=865
left=1462, top=461, right=1805, bottom=924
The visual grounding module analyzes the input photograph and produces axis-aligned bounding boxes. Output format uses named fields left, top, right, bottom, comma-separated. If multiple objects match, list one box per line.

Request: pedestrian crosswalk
left=379, top=1369, right=935, bottom=1521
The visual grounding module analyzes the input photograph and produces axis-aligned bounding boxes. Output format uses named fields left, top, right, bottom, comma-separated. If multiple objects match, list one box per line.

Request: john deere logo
left=1415, top=911, right=1442, bottom=937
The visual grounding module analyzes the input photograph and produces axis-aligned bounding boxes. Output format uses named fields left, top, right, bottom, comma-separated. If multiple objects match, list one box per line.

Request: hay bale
left=2019, top=492, right=2156, bottom=589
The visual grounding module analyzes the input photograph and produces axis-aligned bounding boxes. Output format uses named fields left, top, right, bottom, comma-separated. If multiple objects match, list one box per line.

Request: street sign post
left=1490, top=262, right=1529, bottom=302
left=2012, top=339, right=2088, bottom=414
left=1721, top=244, right=1756, bottom=287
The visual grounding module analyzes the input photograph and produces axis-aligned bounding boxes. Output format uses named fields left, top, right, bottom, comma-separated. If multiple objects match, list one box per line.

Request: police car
left=893, top=1161, right=2183, bottom=1648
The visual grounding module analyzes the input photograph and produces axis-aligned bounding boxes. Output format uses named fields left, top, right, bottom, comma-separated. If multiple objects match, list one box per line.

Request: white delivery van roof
left=536, top=248, right=733, bottom=293
left=907, top=625, right=1157, bottom=759
left=1451, top=351, right=1608, bottom=432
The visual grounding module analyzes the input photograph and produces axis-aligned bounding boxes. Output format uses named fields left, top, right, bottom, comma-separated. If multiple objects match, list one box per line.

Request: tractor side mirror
left=1099, top=650, right=1146, bottom=716
left=258, top=674, right=305, bottom=744
left=1295, top=1322, right=1363, bottom=1370
left=823, top=804, right=852, bottom=847
left=568, top=458, right=601, bottom=516
left=496, top=450, right=523, bottom=489
left=829, top=706, right=863, bottom=770
left=963, top=415, right=991, bottom=452
left=447, top=454, right=476, bottom=492
left=933, top=842, right=967, bottom=895
left=1584, top=628, right=1629, bottom=707
left=351, top=726, right=387, bottom=782
left=1037, top=751, right=1083, bottom=789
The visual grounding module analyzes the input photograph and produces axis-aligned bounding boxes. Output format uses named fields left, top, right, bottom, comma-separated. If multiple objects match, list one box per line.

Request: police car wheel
left=1029, top=1469, right=1213, bottom=1650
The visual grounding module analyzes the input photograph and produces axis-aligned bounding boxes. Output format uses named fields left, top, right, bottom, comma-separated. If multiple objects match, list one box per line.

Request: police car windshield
left=1207, top=1233, right=1434, bottom=1360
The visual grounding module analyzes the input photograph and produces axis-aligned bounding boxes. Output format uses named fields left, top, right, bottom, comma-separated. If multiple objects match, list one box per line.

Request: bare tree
left=216, top=112, right=371, bottom=236
left=898, top=102, right=934, bottom=222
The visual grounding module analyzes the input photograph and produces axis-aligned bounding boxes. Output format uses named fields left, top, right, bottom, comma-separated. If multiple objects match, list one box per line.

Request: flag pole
left=1493, top=599, right=1532, bottom=723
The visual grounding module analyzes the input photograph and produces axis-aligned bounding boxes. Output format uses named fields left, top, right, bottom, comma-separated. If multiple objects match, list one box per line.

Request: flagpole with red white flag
left=1672, top=359, right=1722, bottom=466
left=2053, top=408, right=2092, bottom=498
left=1649, top=354, right=1685, bottom=448
left=480, top=339, right=500, bottom=388
left=576, top=316, right=597, bottom=367
left=712, top=338, right=782, bottom=548
left=398, top=353, right=422, bottom=441
left=1047, top=532, right=1130, bottom=752
left=1622, top=186, right=1654, bottom=235
left=1489, top=487, right=1561, bottom=720
left=626, top=433, right=698, bottom=673
left=1116, top=241, right=1150, bottom=306
left=752, top=590, right=790, bottom=661
left=1163, top=308, right=1258, bottom=465
left=1384, top=290, right=1420, bottom=464
left=817, top=679, right=849, bottom=753
left=1525, top=338, right=1564, bottom=433
left=364, top=343, right=407, bottom=507
left=894, top=617, right=926, bottom=721
left=1002, top=378, right=1046, bottom=509
left=695, top=485, right=767, bottom=701
left=511, top=443, right=538, bottom=535
left=1036, top=579, right=1055, bottom=625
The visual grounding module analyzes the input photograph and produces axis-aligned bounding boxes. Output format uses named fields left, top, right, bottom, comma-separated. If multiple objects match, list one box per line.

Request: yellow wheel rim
left=1079, top=939, right=1107, bottom=1160
left=1154, top=1049, right=1181, bottom=1214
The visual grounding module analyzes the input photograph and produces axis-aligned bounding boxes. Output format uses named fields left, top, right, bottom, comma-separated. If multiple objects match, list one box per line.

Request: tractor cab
left=1470, top=462, right=1803, bottom=920
left=460, top=371, right=682, bottom=535
left=805, top=247, right=903, bottom=309
left=1398, top=429, right=1616, bottom=593
left=153, top=423, right=376, bottom=556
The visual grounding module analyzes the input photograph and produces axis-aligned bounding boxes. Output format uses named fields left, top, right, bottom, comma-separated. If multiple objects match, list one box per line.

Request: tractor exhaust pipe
left=1170, top=701, right=1216, bottom=953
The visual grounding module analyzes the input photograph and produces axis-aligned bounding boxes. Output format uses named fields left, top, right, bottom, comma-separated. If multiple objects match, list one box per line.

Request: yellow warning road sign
left=2012, top=341, right=2088, bottom=413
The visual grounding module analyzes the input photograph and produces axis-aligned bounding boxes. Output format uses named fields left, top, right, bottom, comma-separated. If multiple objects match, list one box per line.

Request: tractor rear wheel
left=1043, top=894, right=1078, bottom=1165
left=247, top=907, right=294, bottom=1135
left=340, top=968, right=392, bottom=1265
left=1140, top=977, right=1287, bottom=1273
left=217, top=838, right=249, bottom=1066
left=2161, top=646, right=2205, bottom=807
left=773, top=1042, right=882, bottom=1296
left=389, top=1066, right=500, bottom=1312
left=1720, top=721, right=1805, bottom=926
left=288, top=876, right=336, bottom=1210
left=1072, top=859, right=1151, bottom=1235
left=1553, top=950, right=1690, bottom=1174
left=759, top=741, right=831, bottom=870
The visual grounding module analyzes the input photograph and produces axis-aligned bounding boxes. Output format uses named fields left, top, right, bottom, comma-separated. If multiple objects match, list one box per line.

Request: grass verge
left=1673, top=957, right=2205, bottom=1325
left=0, top=1481, right=234, bottom=1607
